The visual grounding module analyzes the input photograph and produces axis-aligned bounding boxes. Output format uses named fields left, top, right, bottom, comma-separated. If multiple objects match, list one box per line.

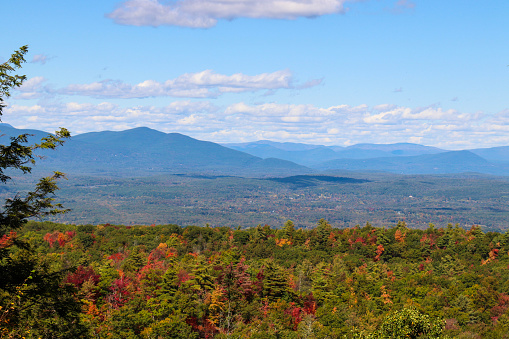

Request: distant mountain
left=224, top=140, right=504, bottom=175
left=224, top=140, right=446, bottom=166
left=316, top=150, right=504, bottom=175
left=225, top=140, right=329, bottom=152
left=3, top=124, right=509, bottom=176
left=0, top=123, right=52, bottom=143
left=338, top=143, right=444, bottom=159
left=470, top=146, right=509, bottom=164
left=224, top=142, right=339, bottom=166
left=0, top=125, right=311, bottom=177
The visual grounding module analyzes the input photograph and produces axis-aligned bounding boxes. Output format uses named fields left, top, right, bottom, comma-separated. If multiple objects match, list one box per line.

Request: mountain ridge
left=2, top=124, right=509, bottom=176
left=0, top=124, right=311, bottom=177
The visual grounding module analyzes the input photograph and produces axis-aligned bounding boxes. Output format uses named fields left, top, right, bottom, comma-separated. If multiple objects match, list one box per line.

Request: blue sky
left=2, top=0, right=508, bottom=149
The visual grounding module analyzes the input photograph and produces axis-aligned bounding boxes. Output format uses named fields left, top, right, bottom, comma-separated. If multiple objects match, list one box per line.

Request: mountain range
left=2, top=123, right=509, bottom=177
left=224, top=140, right=446, bottom=166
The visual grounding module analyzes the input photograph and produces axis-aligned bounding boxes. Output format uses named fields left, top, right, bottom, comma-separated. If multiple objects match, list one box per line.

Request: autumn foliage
left=7, top=220, right=509, bottom=338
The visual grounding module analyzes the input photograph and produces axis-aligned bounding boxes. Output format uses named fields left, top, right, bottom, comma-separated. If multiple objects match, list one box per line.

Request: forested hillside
left=4, top=220, right=509, bottom=338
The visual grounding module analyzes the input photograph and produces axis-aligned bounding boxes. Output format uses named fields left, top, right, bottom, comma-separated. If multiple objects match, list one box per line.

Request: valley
left=6, top=172, right=508, bottom=231
left=2, top=124, right=509, bottom=230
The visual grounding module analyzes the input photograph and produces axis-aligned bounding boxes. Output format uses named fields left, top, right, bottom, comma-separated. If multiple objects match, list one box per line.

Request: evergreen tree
left=282, top=219, right=295, bottom=239
left=262, top=260, right=292, bottom=302
left=315, top=218, right=332, bottom=250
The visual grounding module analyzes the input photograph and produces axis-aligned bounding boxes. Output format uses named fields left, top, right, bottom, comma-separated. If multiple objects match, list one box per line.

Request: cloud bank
left=5, top=100, right=504, bottom=149
left=107, top=0, right=356, bottom=28
left=17, top=70, right=318, bottom=99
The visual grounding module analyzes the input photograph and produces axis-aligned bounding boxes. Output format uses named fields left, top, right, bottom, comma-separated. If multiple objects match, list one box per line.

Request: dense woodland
left=3, top=220, right=509, bottom=338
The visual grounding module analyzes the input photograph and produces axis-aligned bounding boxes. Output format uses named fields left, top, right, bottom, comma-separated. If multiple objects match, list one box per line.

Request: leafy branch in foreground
left=0, top=46, right=88, bottom=338
left=0, top=172, right=70, bottom=236
left=0, top=46, right=71, bottom=233
left=0, top=45, right=27, bottom=110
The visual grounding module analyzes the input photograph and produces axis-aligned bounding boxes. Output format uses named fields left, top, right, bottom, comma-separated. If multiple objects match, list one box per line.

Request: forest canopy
left=7, top=219, right=509, bottom=338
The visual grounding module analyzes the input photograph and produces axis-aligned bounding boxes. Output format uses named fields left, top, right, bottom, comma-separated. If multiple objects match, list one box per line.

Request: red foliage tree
left=303, top=293, right=317, bottom=315
left=65, top=266, right=100, bottom=289
left=374, top=244, right=384, bottom=261
left=0, top=231, right=16, bottom=249
left=43, top=231, right=59, bottom=248
left=109, top=275, right=133, bottom=308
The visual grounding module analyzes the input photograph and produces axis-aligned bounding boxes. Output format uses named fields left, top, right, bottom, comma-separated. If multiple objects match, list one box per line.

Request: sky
left=1, top=0, right=508, bottom=149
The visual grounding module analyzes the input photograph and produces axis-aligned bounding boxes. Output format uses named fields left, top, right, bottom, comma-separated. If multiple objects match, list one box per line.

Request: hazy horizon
left=2, top=122, right=502, bottom=151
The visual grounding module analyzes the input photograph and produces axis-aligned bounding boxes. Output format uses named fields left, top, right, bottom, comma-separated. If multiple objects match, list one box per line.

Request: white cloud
left=13, top=70, right=319, bottom=100
left=7, top=104, right=46, bottom=114
left=373, top=104, right=396, bottom=111
left=107, top=0, right=357, bottom=28
left=177, top=114, right=203, bottom=125
left=3, top=100, right=218, bottom=134
left=4, top=99, right=508, bottom=149
left=31, top=54, right=51, bottom=65
left=363, top=105, right=476, bottom=124
left=14, top=77, right=48, bottom=100
left=57, top=69, right=312, bottom=99
left=225, top=102, right=336, bottom=121
left=18, top=77, right=46, bottom=91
